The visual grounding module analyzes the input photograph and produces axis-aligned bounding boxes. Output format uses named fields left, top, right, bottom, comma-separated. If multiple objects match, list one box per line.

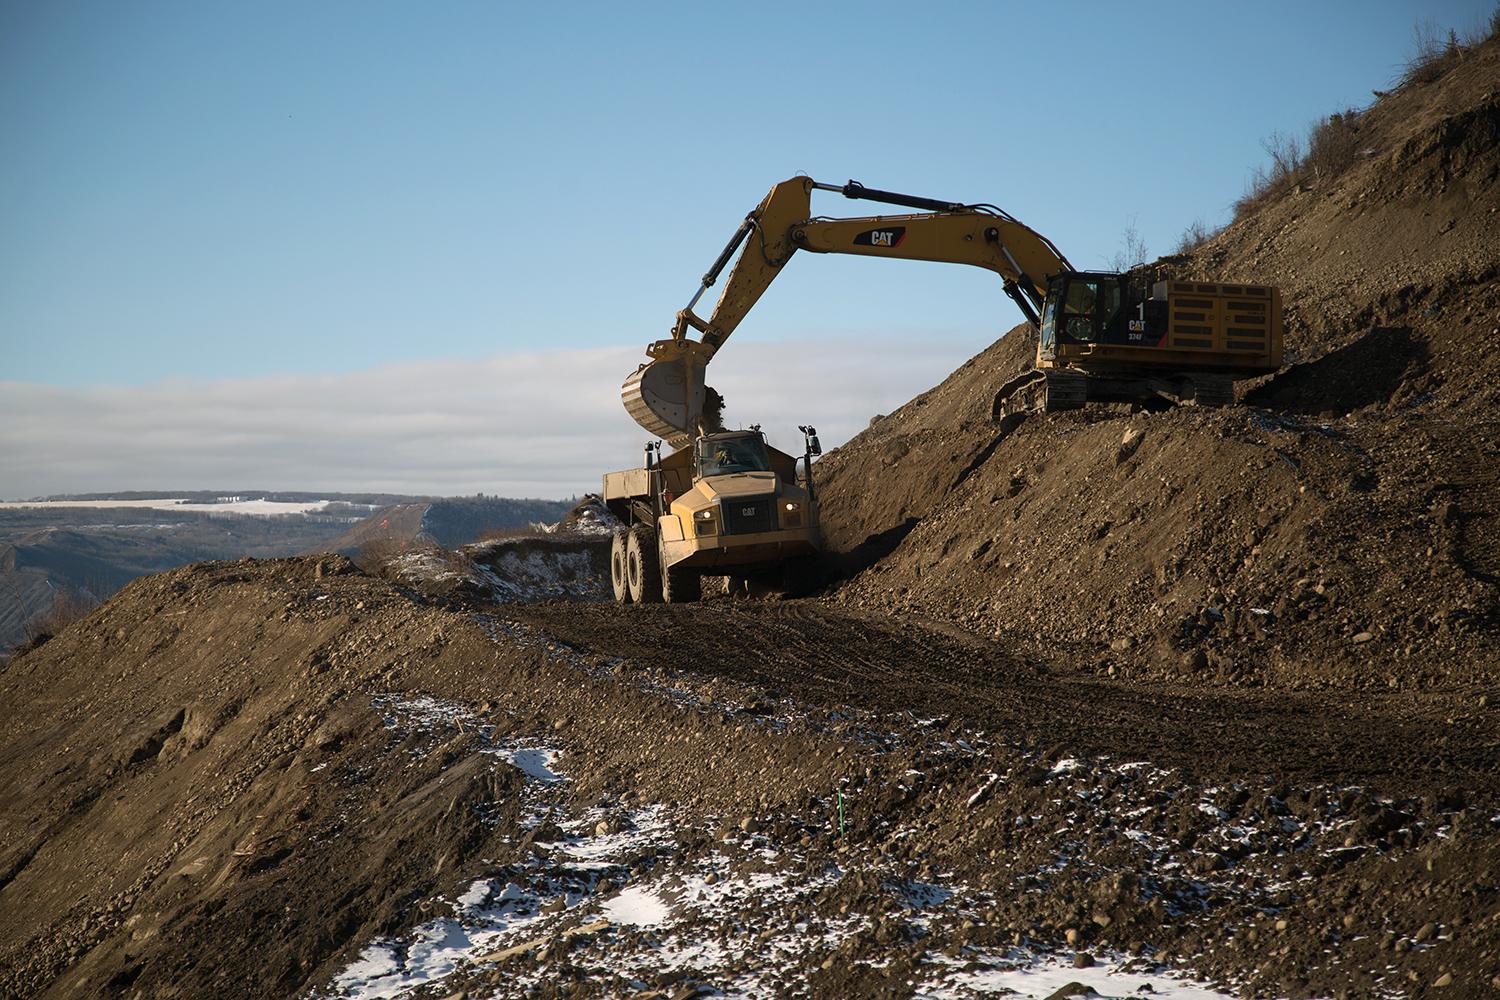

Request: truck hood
left=697, top=472, right=778, bottom=498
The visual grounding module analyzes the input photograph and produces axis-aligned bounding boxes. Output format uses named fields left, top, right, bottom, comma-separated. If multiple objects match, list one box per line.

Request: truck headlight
left=694, top=509, right=716, bottom=520
left=783, top=501, right=801, bottom=512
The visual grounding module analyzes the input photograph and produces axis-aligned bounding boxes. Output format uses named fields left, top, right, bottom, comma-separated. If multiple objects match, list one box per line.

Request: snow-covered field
left=0, top=498, right=355, bottom=516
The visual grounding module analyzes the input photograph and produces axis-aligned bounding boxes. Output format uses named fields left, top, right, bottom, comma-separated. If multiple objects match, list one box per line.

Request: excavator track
left=1186, top=374, right=1235, bottom=407
left=991, top=369, right=1087, bottom=431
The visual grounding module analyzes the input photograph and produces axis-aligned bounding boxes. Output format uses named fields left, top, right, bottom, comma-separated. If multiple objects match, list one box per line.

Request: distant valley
left=0, top=492, right=573, bottom=652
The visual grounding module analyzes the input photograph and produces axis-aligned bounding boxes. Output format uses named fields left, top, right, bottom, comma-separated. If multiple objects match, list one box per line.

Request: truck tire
left=663, top=561, right=702, bottom=603
left=610, top=530, right=632, bottom=604
left=626, top=525, right=663, bottom=604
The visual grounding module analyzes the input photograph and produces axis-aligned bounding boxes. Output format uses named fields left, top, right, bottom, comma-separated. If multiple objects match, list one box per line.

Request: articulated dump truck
left=601, top=426, right=822, bottom=604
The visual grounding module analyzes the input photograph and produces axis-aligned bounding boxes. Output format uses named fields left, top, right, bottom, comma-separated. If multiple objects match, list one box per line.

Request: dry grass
left=12, top=589, right=96, bottom=655
left=1231, top=10, right=1497, bottom=224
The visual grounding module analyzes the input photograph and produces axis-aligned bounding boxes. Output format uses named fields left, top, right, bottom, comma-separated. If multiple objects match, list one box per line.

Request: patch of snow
left=915, top=952, right=1236, bottom=999
left=493, top=745, right=562, bottom=783
left=601, top=886, right=671, bottom=926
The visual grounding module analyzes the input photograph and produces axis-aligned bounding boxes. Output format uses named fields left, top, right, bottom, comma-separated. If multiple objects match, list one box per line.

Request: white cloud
left=0, top=336, right=985, bottom=499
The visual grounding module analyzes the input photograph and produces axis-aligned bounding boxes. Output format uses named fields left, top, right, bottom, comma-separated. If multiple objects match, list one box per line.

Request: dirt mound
left=2, top=560, right=1495, bottom=998
left=814, top=38, right=1500, bottom=689
left=0, top=505, right=358, bottom=654
left=823, top=389, right=1498, bottom=688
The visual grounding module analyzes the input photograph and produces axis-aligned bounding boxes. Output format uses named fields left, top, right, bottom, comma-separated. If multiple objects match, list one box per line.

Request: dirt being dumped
left=4, top=29, right=1500, bottom=1000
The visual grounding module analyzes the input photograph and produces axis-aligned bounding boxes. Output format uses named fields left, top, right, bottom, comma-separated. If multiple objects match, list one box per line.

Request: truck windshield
left=697, top=437, right=771, bottom=477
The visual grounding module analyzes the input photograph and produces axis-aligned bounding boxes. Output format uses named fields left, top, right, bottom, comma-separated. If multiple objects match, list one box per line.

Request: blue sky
left=1, top=0, right=1493, bottom=495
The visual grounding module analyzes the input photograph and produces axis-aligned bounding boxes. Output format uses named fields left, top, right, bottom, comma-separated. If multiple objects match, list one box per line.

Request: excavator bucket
left=620, top=355, right=705, bottom=447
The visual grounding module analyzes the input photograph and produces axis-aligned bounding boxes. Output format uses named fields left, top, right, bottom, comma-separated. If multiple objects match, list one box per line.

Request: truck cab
left=602, top=428, right=822, bottom=603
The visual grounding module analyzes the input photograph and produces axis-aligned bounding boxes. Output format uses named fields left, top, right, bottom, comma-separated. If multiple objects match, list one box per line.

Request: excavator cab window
left=1051, top=273, right=1133, bottom=344
left=1039, top=287, right=1060, bottom=356
left=1096, top=280, right=1123, bottom=333
left=696, top=434, right=771, bottom=478
left=1062, top=278, right=1100, bottom=342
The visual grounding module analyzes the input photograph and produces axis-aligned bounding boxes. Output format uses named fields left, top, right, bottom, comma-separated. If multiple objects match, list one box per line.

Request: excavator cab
left=1039, top=272, right=1168, bottom=361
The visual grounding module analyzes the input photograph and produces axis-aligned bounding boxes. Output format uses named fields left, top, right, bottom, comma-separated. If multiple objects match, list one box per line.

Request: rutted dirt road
left=508, top=601, right=1500, bottom=796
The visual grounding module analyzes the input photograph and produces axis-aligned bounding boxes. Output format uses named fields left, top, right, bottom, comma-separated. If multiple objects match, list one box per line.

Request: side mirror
left=799, top=424, right=821, bottom=457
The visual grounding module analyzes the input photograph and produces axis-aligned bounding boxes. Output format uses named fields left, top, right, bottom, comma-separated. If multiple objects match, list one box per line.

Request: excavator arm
left=622, top=176, right=1073, bottom=444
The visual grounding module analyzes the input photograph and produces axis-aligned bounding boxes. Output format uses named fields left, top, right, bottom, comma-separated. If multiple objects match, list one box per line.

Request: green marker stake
left=837, top=790, right=845, bottom=837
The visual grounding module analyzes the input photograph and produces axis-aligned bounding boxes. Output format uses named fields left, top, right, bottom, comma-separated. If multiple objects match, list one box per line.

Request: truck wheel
left=663, top=562, right=702, bottom=603
left=626, top=525, right=663, bottom=604
left=610, top=530, right=632, bottom=604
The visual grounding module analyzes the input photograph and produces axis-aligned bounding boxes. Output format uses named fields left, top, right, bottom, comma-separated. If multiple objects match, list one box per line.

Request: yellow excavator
left=621, top=175, right=1282, bottom=441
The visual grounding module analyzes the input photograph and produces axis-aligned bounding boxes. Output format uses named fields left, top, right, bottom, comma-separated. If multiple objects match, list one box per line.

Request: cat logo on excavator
left=853, top=227, right=905, bottom=248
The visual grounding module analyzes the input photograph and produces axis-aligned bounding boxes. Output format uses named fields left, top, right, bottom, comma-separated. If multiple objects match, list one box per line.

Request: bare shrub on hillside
left=1233, top=108, right=1366, bottom=221
left=1173, top=218, right=1221, bottom=254
left=12, top=589, right=97, bottom=655
left=1234, top=130, right=1303, bottom=217
left=1304, top=108, right=1362, bottom=184
left=1107, top=219, right=1149, bottom=271
left=1401, top=19, right=1464, bottom=88
left=1262, top=129, right=1303, bottom=188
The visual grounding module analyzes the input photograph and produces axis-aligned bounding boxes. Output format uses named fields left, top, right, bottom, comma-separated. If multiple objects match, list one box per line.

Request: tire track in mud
left=504, top=600, right=1500, bottom=796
